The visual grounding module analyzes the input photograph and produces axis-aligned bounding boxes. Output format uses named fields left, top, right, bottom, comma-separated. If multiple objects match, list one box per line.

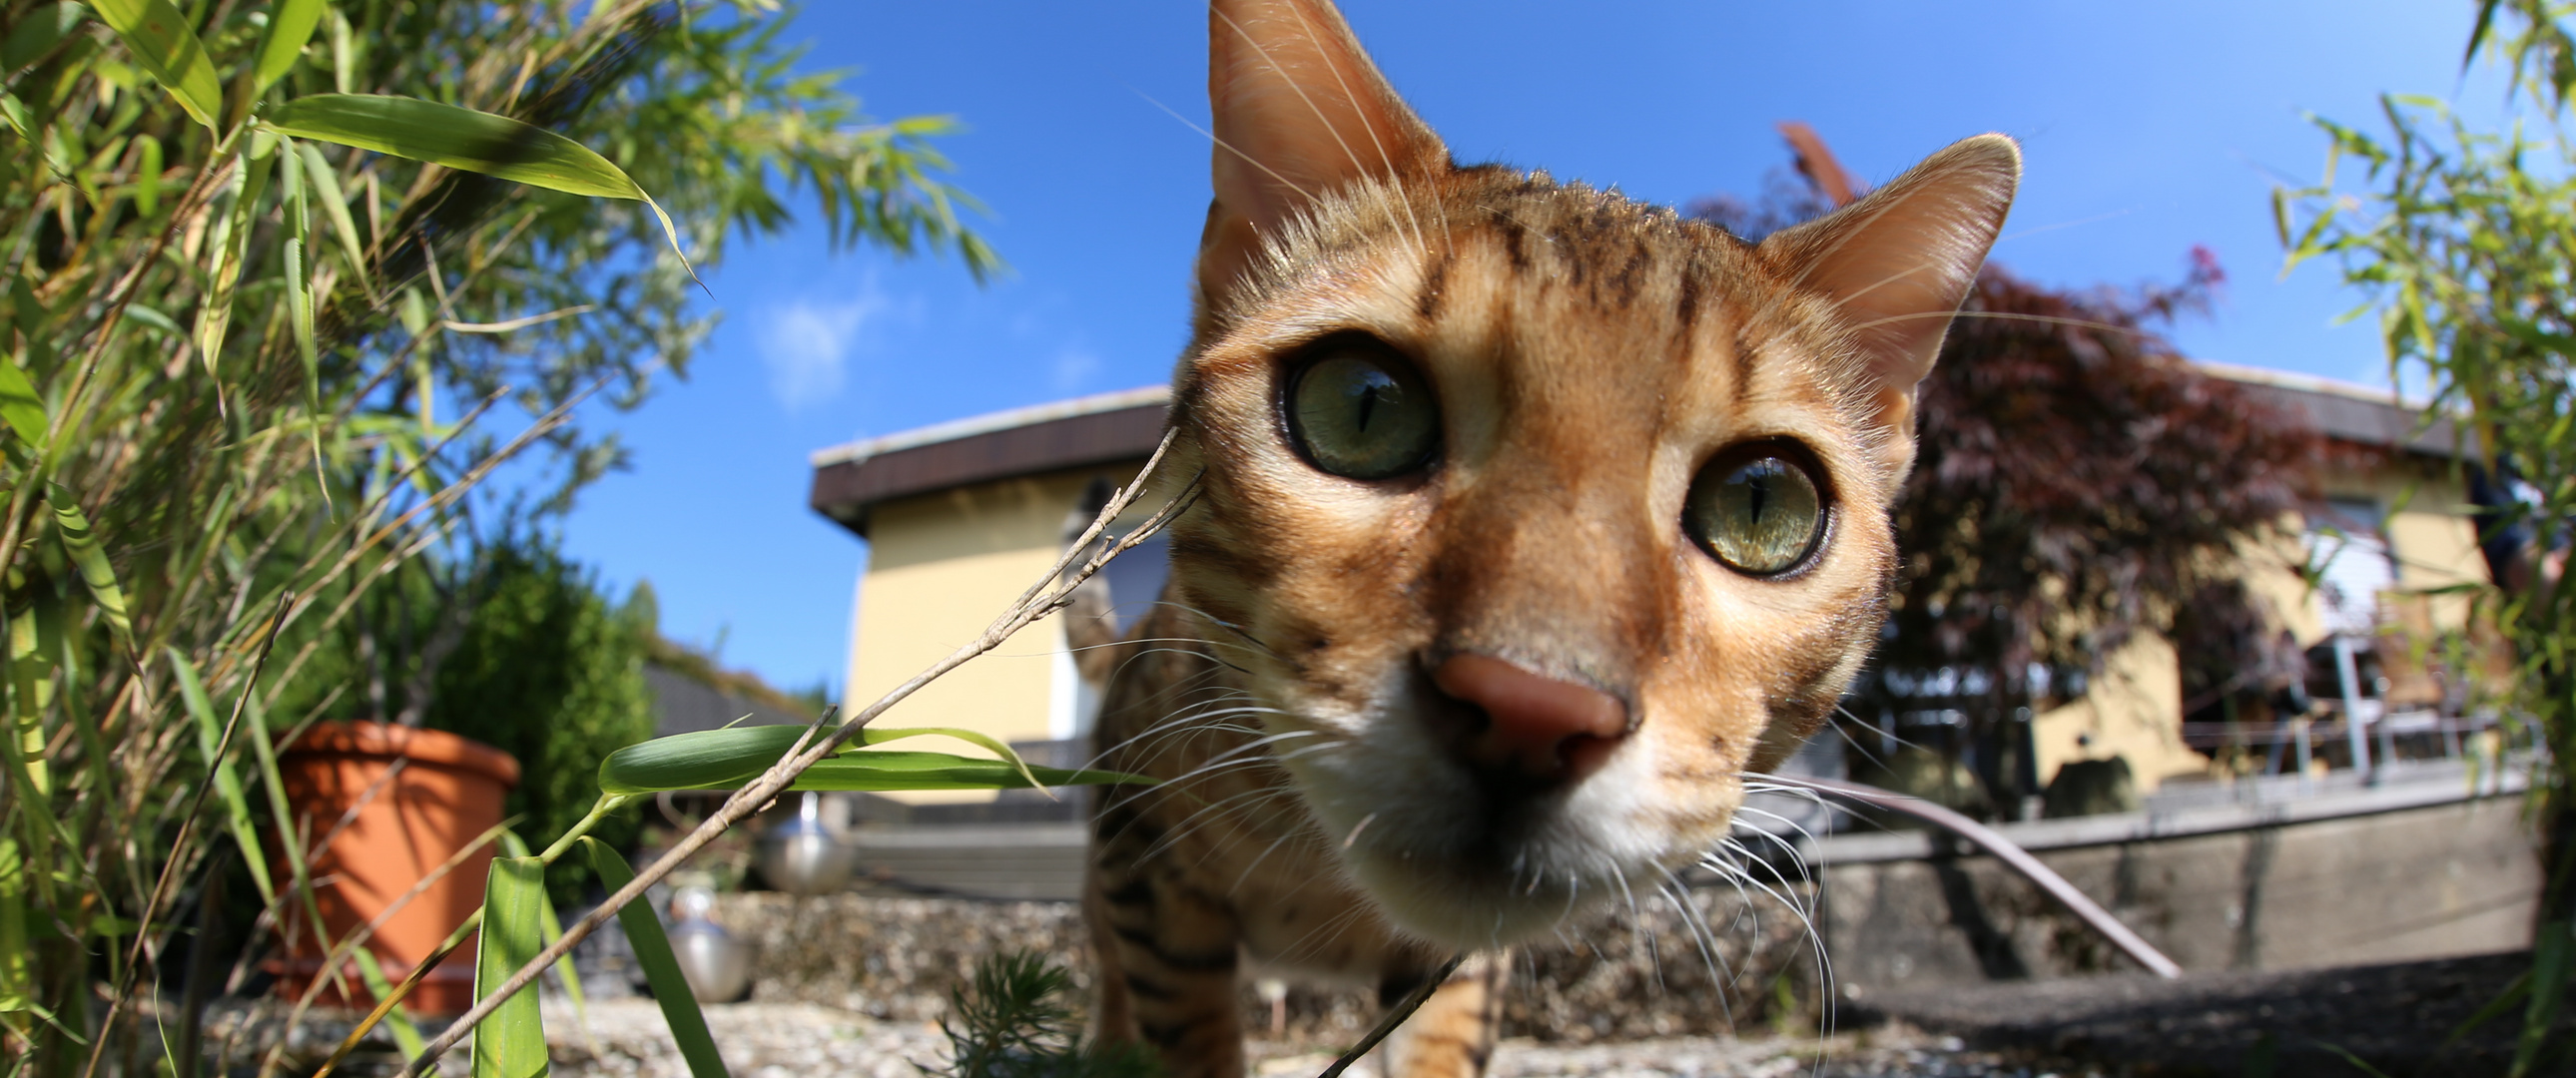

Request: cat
left=1072, top=2, right=2017, bottom=1076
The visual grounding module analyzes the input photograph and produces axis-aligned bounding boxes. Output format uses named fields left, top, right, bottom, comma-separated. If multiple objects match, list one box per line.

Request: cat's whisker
left=1124, top=84, right=1318, bottom=215
left=1701, top=839, right=1835, bottom=1027
left=1340, top=811, right=1376, bottom=849
left=1852, top=306, right=2155, bottom=338
left=1996, top=206, right=2137, bottom=245
left=1654, top=871, right=1737, bottom=1028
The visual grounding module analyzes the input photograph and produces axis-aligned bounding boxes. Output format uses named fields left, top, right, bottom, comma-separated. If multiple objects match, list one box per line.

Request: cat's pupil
left=1285, top=345, right=1439, bottom=480
left=1684, top=452, right=1825, bottom=576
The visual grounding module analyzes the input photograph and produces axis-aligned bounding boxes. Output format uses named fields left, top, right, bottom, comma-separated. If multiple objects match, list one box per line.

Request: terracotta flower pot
left=271, top=722, right=521, bottom=1015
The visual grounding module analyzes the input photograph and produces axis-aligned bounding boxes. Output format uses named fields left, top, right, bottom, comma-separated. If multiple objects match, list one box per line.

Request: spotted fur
left=1080, top=4, right=2017, bottom=1076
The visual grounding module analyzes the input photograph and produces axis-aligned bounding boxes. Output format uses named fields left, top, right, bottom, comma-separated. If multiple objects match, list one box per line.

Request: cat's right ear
left=1200, top=0, right=1448, bottom=307
left=1760, top=135, right=2020, bottom=437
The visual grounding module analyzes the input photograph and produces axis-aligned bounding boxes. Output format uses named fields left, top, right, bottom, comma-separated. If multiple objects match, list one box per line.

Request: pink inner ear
left=1200, top=0, right=1447, bottom=300
left=1762, top=135, right=2019, bottom=397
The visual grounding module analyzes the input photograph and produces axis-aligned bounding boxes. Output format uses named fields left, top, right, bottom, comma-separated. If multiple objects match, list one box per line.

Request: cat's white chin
left=1282, top=727, right=1701, bottom=950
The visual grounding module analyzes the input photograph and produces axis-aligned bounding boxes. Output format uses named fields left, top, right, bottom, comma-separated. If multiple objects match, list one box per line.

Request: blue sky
left=556, top=0, right=2509, bottom=697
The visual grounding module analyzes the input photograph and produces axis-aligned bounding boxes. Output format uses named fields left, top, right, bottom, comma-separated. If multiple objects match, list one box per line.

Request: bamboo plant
left=0, top=2, right=1044, bottom=1076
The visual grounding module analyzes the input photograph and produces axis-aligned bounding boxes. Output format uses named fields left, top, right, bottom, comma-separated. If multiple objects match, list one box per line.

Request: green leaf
left=300, top=142, right=367, bottom=290
left=0, top=839, right=28, bottom=1013
left=594, top=725, right=1153, bottom=796
left=0, top=358, right=47, bottom=449
left=595, top=725, right=815, bottom=795
left=46, top=484, right=133, bottom=651
left=252, top=0, right=325, bottom=93
left=261, top=94, right=697, bottom=276
left=349, top=948, right=428, bottom=1060
left=2451, top=968, right=2530, bottom=1044
left=472, top=855, right=550, bottom=1078
left=133, top=133, right=162, bottom=216
left=278, top=142, right=322, bottom=445
left=581, top=838, right=730, bottom=1078
left=3, top=3, right=89, bottom=74
left=194, top=148, right=269, bottom=381
left=498, top=832, right=585, bottom=1016
left=168, top=650, right=275, bottom=903
left=2516, top=918, right=2571, bottom=1076
left=264, top=93, right=644, bottom=199
left=862, top=725, right=1046, bottom=789
left=787, top=752, right=1153, bottom=794
left=89, top=0, right=221, bottom=129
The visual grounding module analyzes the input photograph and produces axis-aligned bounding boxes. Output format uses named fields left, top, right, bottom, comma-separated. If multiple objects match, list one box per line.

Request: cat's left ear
left=1760, top=135, right=2020, bottom=434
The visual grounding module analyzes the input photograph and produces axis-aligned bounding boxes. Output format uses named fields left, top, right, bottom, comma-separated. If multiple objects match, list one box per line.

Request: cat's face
left=1160, top=0, right=2015, bottom=949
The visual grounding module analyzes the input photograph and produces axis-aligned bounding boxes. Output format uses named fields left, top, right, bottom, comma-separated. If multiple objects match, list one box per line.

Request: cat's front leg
left=1086, top=845, right=1248, bottom=1078
left=1377, top=954, right=1508, bottom=1078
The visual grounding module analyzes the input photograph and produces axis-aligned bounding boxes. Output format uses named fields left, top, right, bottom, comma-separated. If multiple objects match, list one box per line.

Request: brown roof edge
left=810, top=397, right=1171, bottom=538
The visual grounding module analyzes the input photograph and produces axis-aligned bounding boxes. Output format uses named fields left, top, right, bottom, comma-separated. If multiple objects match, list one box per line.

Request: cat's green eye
left=1684, top=450, right=1826, bottom=576
left=1285, top=343, right=1440, bottom=480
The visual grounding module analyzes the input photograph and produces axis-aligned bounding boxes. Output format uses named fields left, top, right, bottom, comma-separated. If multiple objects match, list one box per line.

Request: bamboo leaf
left=168, top=650, right=275, bottom=902
left=278, top=141, right=322, bottom=446
left=787, top=753, right=1152, bottom=794
left=860, top=726, right=1042, bottom=790
left=325, top=7, right=352, bottom=93
left=0, top=839, right=28, bottom=1013
left=2516, top=918, right=2570, bottom=1076
left=349, top=948, right=428, bottom=1060
left=261, top=94, right=697, bottom=275
left=472, top=855, right=549, bottom=1078
left=89, top=0, right=221, bottom=129
left=0, top=359, right=47, bottom=449
left=252, top=0, right=325, bottom=93
left=265, top=94, right=644, bottom=198
left=594, top=726, right=812, bottom=795
left=3, top=278, right=54, bottom=446
left=194, top=149, right=269, bottom=382
left=132, top=133, right=162, bottom=217
left=580, top=838, right=730, bottom=1078
left=595, top=725, right=1153, bottom=795
left=301, top=142, right=367, bottom=289
left=3, top=4, right=89, bottom=75
left=498, top=832, right=585, bottom=1016
left=45, top=484, right=133, bottom=651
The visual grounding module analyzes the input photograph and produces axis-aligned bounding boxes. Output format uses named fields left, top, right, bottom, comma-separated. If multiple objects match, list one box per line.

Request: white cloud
left=1051, top=345, right=1101, bottom=393
left=757, top=287, right=888, bottom=411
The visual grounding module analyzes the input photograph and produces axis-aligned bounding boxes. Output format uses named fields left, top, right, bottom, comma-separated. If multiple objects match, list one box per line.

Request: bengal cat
left=1073, top=3, right=2018, bottom=1076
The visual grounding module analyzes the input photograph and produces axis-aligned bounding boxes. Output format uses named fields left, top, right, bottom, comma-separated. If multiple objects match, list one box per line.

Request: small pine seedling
left=937, top=952, right=1161, bottom=1078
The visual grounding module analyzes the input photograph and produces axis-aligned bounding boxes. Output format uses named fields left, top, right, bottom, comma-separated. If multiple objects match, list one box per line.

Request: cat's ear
left=1200, top=0, right=1448, bottom=305
left=1760, top=135, right=2020, bottom=432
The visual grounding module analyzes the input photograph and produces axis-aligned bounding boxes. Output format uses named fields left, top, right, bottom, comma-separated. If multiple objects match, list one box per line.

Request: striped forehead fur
left=1183, top=165, right=1913, bottom=497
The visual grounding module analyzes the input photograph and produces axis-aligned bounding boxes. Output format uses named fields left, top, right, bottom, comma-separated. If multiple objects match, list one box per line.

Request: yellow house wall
left=844, top=462, right=1169, bottom=804
left=2033, top=632, right=2195, bottom=792
left=2367, top=467, right=2483, bottom=631
left=847, top=471, right=1097, bottom=803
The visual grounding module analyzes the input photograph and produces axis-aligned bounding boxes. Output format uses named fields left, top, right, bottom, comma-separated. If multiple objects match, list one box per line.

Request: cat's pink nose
left=1432, top=654, right=1629, bottom=787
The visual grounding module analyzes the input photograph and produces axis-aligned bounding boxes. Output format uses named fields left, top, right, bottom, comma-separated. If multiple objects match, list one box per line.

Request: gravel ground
left=226, top=952, right=2558, bottom=1078
left=524, top=1001, right=2082, bottom=1078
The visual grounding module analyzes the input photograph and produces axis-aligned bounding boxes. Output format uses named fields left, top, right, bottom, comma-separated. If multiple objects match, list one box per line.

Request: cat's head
left=1158, top=0, right=2016, bottom=949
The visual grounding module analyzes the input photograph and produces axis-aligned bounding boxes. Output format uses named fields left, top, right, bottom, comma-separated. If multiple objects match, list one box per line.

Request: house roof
left=2194, top=361, right=2475, bottom=459
left=807, top=364, right=2469, bottom=539
left=809, top=385, right=1171, bottom=537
